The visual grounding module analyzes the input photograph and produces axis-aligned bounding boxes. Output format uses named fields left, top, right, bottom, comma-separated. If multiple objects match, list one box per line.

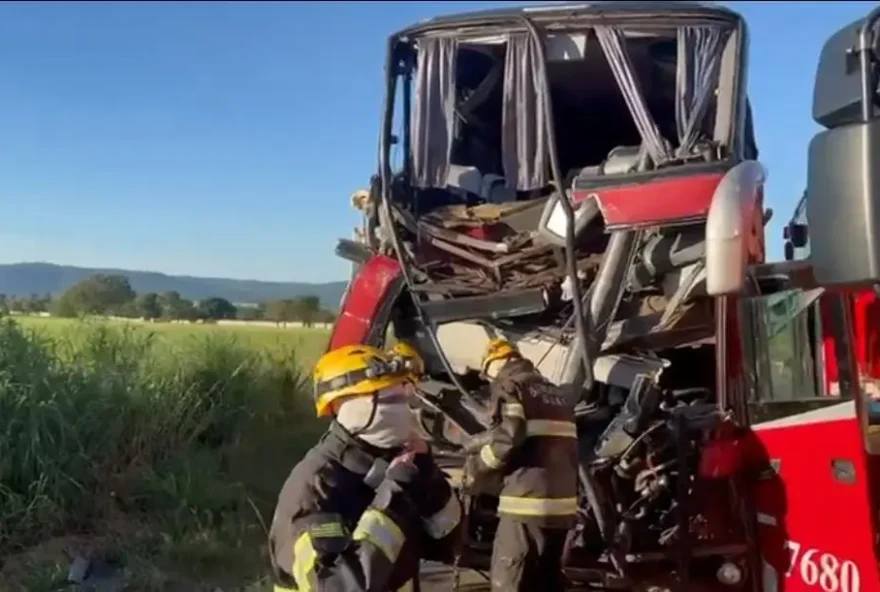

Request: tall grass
left=0, top=318, right=326, bottom=588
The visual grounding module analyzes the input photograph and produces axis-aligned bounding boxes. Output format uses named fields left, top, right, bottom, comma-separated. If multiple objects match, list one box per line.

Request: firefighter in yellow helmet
left=268, top=342, right=462, bottom=592
left=463, top=338, right=578, bottom=592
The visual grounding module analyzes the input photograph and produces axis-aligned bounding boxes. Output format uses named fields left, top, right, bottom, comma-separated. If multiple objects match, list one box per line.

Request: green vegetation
left=0, top=316, right=331, bottom=590
left=16, top=316, right=331, bottom=366
left=0, top=273, right=339, bottom=325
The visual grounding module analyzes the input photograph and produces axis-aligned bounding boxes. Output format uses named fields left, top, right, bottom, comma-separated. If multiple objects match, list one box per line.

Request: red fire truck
left=330, top=2, right=880, bottom=590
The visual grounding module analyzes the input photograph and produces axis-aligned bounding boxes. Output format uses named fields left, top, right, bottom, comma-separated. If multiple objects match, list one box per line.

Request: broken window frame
left=376, top=8, right=750, bottom=403
left=393, top=12, right=748, bottom=192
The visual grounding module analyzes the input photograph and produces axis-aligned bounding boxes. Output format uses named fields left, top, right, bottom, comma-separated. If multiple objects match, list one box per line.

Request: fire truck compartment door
left=744, top=290, right=880, bottom=591
left=752, top=407, right=879, bottom=592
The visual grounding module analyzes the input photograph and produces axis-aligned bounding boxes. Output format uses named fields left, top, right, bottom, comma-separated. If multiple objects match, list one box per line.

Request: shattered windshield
left=406, top=23, right=738, bottom=193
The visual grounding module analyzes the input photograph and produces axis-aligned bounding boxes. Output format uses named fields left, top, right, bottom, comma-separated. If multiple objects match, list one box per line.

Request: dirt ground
left=418, top=562, right=601, bottom=592
left=420, top=562, right=491, bottom=591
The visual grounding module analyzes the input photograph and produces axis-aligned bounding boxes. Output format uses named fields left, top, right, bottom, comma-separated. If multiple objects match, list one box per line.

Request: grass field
left=0, top=316, right=332, bottom=591
left=15, top=316, right=332, bottom=366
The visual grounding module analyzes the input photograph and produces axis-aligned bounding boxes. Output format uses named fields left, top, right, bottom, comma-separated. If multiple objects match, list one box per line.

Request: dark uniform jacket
left=467, top=358, right=579, bottom=528
left=269, top=421, right=462, bottom=591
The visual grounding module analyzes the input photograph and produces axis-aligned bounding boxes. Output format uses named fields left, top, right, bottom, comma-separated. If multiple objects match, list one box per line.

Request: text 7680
left=784, top=540, right=860, bottom=592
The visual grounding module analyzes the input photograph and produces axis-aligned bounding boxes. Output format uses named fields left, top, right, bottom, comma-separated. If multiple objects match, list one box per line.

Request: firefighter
left=269, top=342, right=462, bottom=592
left=385, top=340, right=465, bottom=564
left=463, top=338, right=578, bottom=592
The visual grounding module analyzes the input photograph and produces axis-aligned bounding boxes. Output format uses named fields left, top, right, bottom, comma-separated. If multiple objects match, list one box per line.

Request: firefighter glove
left=386, top=451, right=419, bottom=485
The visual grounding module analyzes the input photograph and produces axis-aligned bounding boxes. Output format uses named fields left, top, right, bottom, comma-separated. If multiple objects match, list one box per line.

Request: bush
left=0, top=319, right=325, bottom=585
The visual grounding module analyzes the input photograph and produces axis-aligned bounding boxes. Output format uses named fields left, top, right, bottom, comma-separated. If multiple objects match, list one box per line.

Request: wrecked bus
left=329, top=2, right=880, bottom=590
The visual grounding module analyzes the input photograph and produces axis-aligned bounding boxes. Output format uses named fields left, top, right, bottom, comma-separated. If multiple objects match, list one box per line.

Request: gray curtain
left=594, top=26, right=670, bottom=167
left=410, top=37, right=458, bottom=188
left=675, top=26, right=730, bottom=157
left=501, top=32, right=549, bottom=191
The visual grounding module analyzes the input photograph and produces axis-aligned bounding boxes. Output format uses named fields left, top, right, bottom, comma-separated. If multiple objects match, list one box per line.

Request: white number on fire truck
left=784, top=540, right=861, bottom=592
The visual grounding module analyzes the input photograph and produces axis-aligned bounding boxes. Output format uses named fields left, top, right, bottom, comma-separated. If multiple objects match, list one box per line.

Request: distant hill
left=0, top=263, right=348, bottom=309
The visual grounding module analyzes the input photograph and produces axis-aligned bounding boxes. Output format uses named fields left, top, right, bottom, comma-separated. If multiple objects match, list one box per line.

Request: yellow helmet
left=481, top=338, right=520, bottom=374
left=387, top=341, right=425, bottom=380
left=313, top=344, right=408, bottom=418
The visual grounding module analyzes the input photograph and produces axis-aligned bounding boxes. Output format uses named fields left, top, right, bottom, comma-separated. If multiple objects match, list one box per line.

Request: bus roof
left=392, top=1, right=742, bottom=40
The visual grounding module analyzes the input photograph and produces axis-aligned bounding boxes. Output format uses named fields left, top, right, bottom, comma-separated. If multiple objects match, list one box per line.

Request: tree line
left=0, top=273, right=337, bottom=325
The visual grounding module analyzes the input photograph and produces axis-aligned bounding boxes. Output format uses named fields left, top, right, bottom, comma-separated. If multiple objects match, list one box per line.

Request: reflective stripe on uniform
left=398, top=579, right=415, bottom=592
left=525, top=419, right=577, bottom=438
left=309, top=521, right=345, bottom=538
left=497, top=495, right=578, bottom=517
left=274, top=586, right=296, bottom=592
left=289, top=520, right=348, bottom=591
left=480, top=444, right=503, bottom=469
left=353, top=508, right=405, bottom=561
left=422, top=493, right=462, bottom=539
left=502, top=402, right=525, bottom=418
left=292, top=531, right=318, bottom=591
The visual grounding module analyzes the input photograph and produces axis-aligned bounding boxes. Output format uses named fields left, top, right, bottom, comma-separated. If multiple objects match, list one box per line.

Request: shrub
left=0, top=318, right=325, bottom=583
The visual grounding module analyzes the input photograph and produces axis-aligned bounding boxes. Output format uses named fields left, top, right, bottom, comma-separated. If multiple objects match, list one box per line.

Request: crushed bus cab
left=330, top=2, right=880, bottom=590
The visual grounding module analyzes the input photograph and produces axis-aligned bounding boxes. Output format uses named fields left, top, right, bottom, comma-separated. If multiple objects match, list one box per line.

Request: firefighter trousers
left=489, top=517, right=568, bottom=592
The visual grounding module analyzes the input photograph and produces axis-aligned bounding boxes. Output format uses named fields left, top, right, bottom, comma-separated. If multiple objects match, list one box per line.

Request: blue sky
left=0, top=1, right=871, bottom=283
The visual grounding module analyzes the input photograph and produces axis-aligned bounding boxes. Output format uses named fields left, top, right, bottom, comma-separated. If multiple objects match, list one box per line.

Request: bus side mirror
left=812, top=17, right=878, bottom=128
left=807, top=119, right=880, bottom=287
left=808, top=8, right=880, bottom=288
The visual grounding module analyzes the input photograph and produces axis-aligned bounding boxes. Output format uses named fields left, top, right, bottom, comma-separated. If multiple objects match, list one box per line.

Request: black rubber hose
left=517, top=14, right=595, bottom=391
